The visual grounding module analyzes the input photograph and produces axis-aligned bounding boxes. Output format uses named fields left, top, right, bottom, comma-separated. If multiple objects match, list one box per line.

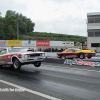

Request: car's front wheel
left=79, top=53, right=85, bottom=59
left=34, top=61, right=41, bottom=67
left=61, top=55, right=66, bottom=59
left=13, top=58, right=21, bottom=70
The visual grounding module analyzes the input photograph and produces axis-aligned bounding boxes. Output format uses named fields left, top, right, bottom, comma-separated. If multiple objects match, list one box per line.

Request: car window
left=74, top=49, right=81, bottom=51
left=0, top=49, right=7, bottom=55
left=8, top=48, right=24, bottom=53
left=67, top=49, right=74, bottom=52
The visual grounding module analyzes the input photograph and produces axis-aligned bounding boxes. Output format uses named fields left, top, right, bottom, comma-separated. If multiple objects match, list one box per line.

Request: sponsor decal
left=66, top=42, right=70, bottom=44
left=0, top=56, right=7, bottom=65
left=7, top=40, right=22, bottom=46
left=0, top=40, right=6, bottom=46
left=64, top=59, right=100, bottom=67
left=36, top=41, right=50, bottom=46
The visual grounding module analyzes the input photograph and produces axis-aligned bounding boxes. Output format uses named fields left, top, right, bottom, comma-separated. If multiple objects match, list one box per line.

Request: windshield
left=8, top=48, right=24, bottom=53
left=74, top=49, right=81, bottom=51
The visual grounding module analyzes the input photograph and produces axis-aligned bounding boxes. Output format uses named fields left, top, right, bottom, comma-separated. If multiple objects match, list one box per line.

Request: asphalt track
left=0, top=57, right=100, bottom=100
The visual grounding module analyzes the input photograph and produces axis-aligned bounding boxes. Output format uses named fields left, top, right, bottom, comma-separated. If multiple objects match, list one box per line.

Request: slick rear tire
left=13, top=58, right=21, bottom=70
left=87, top=56, right=92, bottom=59
left=34, top=61, right=41, bottom=67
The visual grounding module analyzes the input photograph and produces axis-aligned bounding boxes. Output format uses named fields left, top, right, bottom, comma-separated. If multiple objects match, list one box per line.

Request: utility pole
left=17, top=22, right=19, bottom=40
left=81, top=37, right=84, bottom=49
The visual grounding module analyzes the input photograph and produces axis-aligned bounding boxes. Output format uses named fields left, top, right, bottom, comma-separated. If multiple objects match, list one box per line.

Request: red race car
left=57, top=48, right=96, bottom=59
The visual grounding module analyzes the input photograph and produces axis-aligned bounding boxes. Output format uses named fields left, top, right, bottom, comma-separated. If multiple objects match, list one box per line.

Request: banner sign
left=7, top=40, right=22, bottom=46
left=62, top=41, right=74, bottom=47
left=22, top=40, right=36, bottom=46
left=64, top=59, right=100, bottom=67
left=36, top=41, right=50, bottom=46
left=0, top=40, right=7, bottom=46
left=50, top=41, right=62, bottom=46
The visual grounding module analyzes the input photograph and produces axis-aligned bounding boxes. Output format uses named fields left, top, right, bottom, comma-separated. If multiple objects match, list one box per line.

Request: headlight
left=24, top=54, right=30, bottom=58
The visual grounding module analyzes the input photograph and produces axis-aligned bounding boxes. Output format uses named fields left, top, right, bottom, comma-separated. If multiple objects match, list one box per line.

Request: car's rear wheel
left=61, top=55, right=66, bottom=59
left=79, top=53, right=85, bottom=59
left=87, top=56, right=92, bottom=59
left=13, top=58, right=21, bottom=70
left=34, top=61, right=41, bottom=67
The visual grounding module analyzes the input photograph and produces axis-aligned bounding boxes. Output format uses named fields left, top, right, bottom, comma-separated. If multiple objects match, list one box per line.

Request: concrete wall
left=87, top=37, right=100, bottom=52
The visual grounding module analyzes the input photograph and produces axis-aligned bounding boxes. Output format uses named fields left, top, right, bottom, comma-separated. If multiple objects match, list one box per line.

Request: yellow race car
left=57, top=48, right=96, bottom=59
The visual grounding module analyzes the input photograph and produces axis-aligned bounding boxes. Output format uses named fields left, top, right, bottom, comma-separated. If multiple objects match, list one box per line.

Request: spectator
left=52, top=48, right=54, bottom=52
left=61, top=48, right=63, bottom=52
left=40, top=48, right=41, bottom=51
left=32, top=48, right=34, bottom=52
left=55, top=48, right=57, bottom=52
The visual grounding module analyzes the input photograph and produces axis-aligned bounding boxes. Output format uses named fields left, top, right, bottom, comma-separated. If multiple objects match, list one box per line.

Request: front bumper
left=21, top=56, right=46, bottom=63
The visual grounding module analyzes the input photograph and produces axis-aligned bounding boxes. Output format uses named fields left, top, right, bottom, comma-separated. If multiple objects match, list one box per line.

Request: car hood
left=9, top=51, right=45, bottom=55
left=19, top=51, right=45, bottom=55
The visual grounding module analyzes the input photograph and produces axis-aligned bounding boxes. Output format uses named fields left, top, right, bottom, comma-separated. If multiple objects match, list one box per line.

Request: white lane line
left=62, top=67, right=100, bottom=73
left=87, top=70, right=98, bottom=72
left=0, top=79, right=61, bottom=100
left=96, top=71, right=100, bottom=73
left=51, top=66, right=61, bottom=68
left=42, top=65, right=53, bottom=67
left=61, top=67, right=70, bottom=69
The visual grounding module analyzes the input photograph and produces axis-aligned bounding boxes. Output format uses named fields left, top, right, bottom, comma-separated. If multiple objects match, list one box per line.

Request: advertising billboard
left=36, top=41, right=50, bottom=46
left=50, top=41, right=62, bottom=46
left=22, top=40, right=36, bottom=46
left=0, top=40, right=7, bottom=46
left=7, top=40, right=22, bottom=46
left=62, top=41, right=74, bottom=47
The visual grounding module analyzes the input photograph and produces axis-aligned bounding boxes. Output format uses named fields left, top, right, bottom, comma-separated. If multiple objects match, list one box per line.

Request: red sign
left=36, top=41, right=50, bottom=46
left=0, top=42, right=5, bottom=44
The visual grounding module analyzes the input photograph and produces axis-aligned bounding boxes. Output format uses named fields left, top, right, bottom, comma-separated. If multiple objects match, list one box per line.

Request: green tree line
left=20, top=32, right=87, bottom=42
left=0, top=10, right=87, bottom=42
left=0, top=10, right=35, bottom=40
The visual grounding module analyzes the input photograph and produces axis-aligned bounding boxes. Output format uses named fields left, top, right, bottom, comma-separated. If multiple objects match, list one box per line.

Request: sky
left=0, top=0, right=100, bottom=36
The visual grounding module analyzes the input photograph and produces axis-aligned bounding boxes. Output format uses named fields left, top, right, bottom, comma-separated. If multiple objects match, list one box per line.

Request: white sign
left=22, top=41, right=36, bottom=46
left=50, top=41, right=62, bottom=46
left=62, top=41, right=74, bottom=47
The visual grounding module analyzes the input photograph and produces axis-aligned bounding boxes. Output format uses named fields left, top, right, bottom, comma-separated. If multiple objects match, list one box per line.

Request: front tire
left=13, top=58, right=21, bottom=70
left=79, top=53, right=85, bottom=59
left=34, top=61, right=41, bottom=67
left=61, top=55, right=66, bottom=59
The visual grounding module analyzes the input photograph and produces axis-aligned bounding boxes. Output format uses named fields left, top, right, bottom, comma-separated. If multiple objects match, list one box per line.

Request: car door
left=0, top=49, right=8, bottom=65
left=65, top=49, right=76, bottom=58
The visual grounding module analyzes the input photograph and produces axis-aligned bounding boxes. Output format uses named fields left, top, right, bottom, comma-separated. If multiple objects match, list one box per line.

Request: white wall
left=87, top=37, right=100, bottom=51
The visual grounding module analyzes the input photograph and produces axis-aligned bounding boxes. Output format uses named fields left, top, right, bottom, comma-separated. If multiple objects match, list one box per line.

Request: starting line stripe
left=0, top=79, right=61, bottom=100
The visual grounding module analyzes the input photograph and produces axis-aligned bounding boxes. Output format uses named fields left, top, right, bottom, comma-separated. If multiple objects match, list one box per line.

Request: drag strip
left=0, top=63, right=100, bottom=100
